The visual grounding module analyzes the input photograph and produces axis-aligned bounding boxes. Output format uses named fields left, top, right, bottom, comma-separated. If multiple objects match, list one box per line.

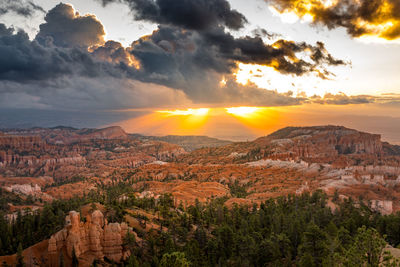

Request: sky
left=1, top=0, right=400, bottom=142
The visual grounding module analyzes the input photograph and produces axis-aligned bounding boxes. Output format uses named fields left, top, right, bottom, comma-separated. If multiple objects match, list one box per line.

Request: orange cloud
left=267, top=0, right=400, bottom=42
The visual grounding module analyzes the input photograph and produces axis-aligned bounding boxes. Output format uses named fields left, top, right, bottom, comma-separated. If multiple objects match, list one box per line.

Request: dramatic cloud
left=99, top=0, right=247, bottom=30
left=125, top=24, right=345, bottom=101
left=0, top=24, right=123, bottom=82
left=266, top=0, right=400, bottom=41
left=0, top=2, right=349, bottom=110
left=35, top=3, right=105, bottom=48
left=0, top=0, right=45, bottom=17
left=120, top=25, right=343, bottom=103
left=202, top=27, right=345, bottom=78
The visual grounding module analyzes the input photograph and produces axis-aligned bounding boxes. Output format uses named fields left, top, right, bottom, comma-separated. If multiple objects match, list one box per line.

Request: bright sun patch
left=155, top=108, right=211, bottom=132
left=225, top=107, right=260, bottom=117
left=157, top=108, right=210, bottom=116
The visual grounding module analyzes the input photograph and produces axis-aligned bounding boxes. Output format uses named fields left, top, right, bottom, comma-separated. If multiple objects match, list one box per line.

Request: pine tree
left=298, top=222, right=328, bottom=266
left=71, top=246, right=79, bottom=267
left=59, top=252, right=65, bottom=267
left=124, top=231, right=136, bottom=254
left=344, top=226, right=386, bottom=266
left=160, top=252, right=190, bottom=267
left=0, top=238, right=4, bottom=256
left=127, top=255, right=139, bottom=267
left=16, top=243, right=24, bottom=267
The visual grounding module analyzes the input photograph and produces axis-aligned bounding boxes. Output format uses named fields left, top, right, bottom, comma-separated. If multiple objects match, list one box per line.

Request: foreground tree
left=298, top=222, right=328, bottom=266
left=343, top=226, right=386, bottom=266
left=16, top=243, right=24, bottom=267
left=160, top=252, right=190, bottom=267
left=71, top=246, right=79, bottom=267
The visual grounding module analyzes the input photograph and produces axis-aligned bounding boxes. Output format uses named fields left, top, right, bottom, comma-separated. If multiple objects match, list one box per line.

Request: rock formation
left=48, top=210, right=132, bottom=266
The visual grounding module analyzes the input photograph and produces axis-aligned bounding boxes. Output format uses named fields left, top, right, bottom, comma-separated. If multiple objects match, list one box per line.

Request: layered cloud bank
left=0, top=0, right=388, bottom=111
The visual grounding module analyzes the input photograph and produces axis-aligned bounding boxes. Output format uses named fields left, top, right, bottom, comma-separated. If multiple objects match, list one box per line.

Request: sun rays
left=157, top=108, right=210, bottom=116
left=120, top=107, right=283, bottom=137
left=225, top=107, right=260, bottom=118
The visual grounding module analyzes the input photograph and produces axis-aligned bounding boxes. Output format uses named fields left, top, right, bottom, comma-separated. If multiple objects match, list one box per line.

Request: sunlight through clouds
left=225, top=107, right=260, bottom=117
left=157, top=108, right=210, bottom=116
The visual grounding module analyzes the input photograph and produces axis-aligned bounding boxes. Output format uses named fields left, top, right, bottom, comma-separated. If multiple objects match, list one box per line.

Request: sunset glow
left=225, top=107, right=260, bottom=117
left=268, top=0, right=400, bottom=42
left=157, top=108, right=210, bottom=116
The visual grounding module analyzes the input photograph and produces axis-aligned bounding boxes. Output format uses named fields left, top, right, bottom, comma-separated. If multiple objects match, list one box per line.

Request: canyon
left=2, top=125, right=400, bottom=265
left=2, top=125, right=400, bottom=212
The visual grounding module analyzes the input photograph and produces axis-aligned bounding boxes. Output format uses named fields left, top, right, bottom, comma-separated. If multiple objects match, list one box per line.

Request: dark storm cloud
left=121, top=25, right=318, bottom=105
left=0, top=2, right=350, bottom=110
left=35, top=3, right=105, bottom=48
left=95, top=0, right=346, bottom=81
left=99, top=0, right=247, bottom=30
left=0, top=77, right=192, bottom=110
left=0, top=24, right=301, bottom=108
left=128, top=24, right=346, bottom=94
left=0, top=24, right=13, bottom=36
left=266, top=0, right=400, bottom=40
left=202, top=27, right=345, bottom=78
left=0, top=24, right=123, bottom=83
left=0, top=0, right=45, bottom=17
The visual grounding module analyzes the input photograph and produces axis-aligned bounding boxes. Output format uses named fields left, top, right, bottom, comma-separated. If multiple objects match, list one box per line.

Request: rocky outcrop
left=250, top=126, right=385, bottom=164
left=5, top=183, right=42, bottom=195
left=133, top=180, right=230, bottom=206
left=266, top=126, right=383, bottom=156
left=5, top=126, right=128, bottom=144
left=371, top=200, right=393, bottom=215
left=48, top=210, right=132, bottom=265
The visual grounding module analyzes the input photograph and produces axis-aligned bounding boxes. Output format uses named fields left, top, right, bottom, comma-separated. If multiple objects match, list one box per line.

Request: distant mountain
left=131, top=134, right=232, bottom=151
left=3, top=126, right=128, bottom=144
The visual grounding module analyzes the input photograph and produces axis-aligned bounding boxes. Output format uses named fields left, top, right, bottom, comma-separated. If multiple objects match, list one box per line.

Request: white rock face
left=371, top=200, right=393, bottom=215
left=151, top=160, right=168, bottom=165
left=271, top=139, right=294, bottom=146
left=11, top=184, right=41, bottom=195
left=246, top=159, right=310, bottom=170
left=228, top=152, right=247, bottom=158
